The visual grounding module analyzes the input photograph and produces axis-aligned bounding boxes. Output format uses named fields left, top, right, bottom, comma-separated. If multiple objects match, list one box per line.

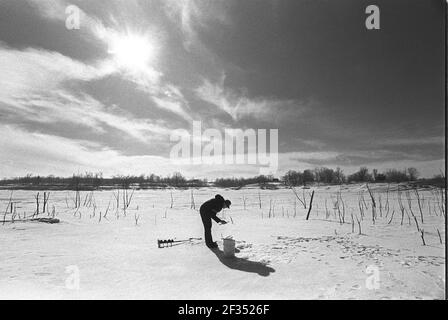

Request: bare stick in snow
left=406, top=190, right=420, bottom=232
left=437, top=229, right=443, bottom=244
left=420, top=229, right=426, bottom=246
left=190, top=190, right=196, bottom=210
left=305, top=190, right=315, bottom=221
left=355, top=214, right=362, bottom=235
left=366, top=184, right=376, bottom=224
left=414, top=187, right=424, bottom=224
left=288, top=183, right=306, bottom=209
left=351, top=211, right=355, bottom=233
left=388, top=210, right=395, bottom=225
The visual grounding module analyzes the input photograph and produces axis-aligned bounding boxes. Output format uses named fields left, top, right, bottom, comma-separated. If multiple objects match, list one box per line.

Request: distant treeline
left=214, top=175, right=278, bottom=188
left=214, top=167, right=445, bottom=188
left=282, top=166, right=445, bottom=186
left=0, top=167, right=445, bottom=190
left=0, top=172, right=208, bottom=190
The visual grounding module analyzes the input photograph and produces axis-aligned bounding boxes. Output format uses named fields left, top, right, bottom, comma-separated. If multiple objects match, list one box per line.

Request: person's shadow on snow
left=210, top=248, right=275, bottom=277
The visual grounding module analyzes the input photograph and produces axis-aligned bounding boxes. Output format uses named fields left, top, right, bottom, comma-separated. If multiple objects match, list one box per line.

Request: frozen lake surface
left=0, top=183, right=445, bottom=299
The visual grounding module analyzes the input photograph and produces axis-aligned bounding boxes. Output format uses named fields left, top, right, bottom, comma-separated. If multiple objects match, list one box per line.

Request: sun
left=108, top=32, right=156, bottom=72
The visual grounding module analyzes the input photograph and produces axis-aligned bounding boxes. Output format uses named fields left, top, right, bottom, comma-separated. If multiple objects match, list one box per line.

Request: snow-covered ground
left=0, top=184, right=445, bottom=299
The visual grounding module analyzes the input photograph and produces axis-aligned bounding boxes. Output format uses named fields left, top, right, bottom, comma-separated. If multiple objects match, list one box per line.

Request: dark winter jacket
left=200, top=197, right=224, bottom=223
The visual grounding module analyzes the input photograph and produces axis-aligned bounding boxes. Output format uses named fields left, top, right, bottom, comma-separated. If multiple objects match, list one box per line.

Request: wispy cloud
left=195, top=75, right=307, bottom=123
left=1, top=125, right=266, bottom=179
left=0, top=44, right=172, bottom=142
left=26, top=0, right=105, bottom=34
left=25, top=0, right=192, bottom=122
left=378, top=136, right=444, bottom=146
left=163, top=0, right=230, bottom=52
left=0, top=43, right=111, bottom=99
left=0, top=125, right=174, bottom=178
left=288, top=149, right=443, bottom=167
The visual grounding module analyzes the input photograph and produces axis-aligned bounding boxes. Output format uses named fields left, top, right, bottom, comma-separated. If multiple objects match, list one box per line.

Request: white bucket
left=223, top=238, right=236, bottom=258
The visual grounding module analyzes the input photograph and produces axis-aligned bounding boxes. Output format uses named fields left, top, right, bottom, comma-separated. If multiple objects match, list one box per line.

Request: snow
left=0, top=184, right=445, bottom=299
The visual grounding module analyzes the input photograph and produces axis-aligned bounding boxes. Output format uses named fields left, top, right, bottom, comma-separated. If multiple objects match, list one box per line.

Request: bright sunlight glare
left=108, top=32, right=156, bottom=72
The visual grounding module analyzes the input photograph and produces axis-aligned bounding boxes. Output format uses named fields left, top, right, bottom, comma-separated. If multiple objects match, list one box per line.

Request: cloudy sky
left=0, top=0, right=445, bottom=179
